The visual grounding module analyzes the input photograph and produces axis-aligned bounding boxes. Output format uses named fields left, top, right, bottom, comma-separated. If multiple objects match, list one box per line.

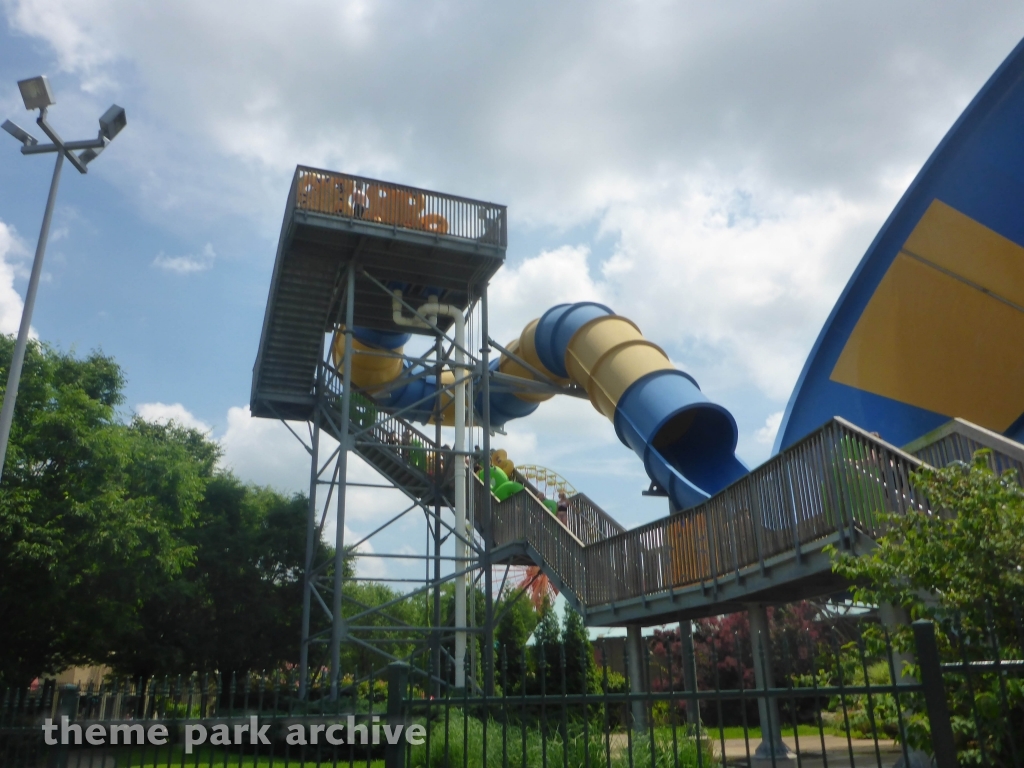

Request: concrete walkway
left=715, top=735, right=904, bottom=767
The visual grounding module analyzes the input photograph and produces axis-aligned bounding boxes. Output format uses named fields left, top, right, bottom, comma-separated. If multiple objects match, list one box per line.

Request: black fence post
left=47, top=684, right=78, bottom=768
left=912, top=620, right=957, bottom=767
left=680, top=620, right=700, bottom=729
left=386, top=662, right=410, bottom=768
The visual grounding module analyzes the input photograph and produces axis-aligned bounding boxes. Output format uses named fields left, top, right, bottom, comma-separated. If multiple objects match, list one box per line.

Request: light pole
left=0, top=76, right=126, bottom=482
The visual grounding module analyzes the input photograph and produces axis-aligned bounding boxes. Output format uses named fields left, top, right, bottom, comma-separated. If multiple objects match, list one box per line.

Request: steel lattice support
left=294, top=265, right=495, bottom=700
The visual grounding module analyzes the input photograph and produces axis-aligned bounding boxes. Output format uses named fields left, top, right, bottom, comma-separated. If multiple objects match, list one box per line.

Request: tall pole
left=330, top=264, right=356, bottom=700
left=298, top=368, right=323, bottom=699
left=452, top=311, right=468, bottom=690
left=432, top=335, right=444, bottom=695
left=0, top=151, right=63, bottom=481
left=481, top=284, right=495, bottom=695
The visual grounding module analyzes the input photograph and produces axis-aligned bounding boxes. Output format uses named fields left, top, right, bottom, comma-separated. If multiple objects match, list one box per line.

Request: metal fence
left=3, top=618, right=1020, bottom=768
left=291, top=166, right=507, bottom=247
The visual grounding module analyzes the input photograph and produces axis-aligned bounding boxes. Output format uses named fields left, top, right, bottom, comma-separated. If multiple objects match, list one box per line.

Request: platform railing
left=291, top=166, right=507, bottom=247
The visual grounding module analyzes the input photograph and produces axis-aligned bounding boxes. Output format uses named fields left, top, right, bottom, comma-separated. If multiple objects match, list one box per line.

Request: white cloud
left=135, top=401, right=212, bottom=431
left=488, top=244, right=607, bottom=347
left=12, top=2, right=1024, bottom=526
left=0, top=221, right=29, bottom=337
left=217, top=405, right=313, bottom=493
left=152, top=242, right=215, bottom=274
left=595, top=177, right=886, bottom=400
left=755, top=410, right=784, bottom=446
left=488, top=178, right=882, bottom=404
left=7, top=1, right=1021, bottom=234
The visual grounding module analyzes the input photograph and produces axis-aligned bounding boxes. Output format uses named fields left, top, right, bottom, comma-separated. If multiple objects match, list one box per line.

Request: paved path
left=716, top=735, right=904, bottom=767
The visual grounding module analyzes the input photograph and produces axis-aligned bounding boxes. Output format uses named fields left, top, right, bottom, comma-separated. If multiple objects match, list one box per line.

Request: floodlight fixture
left=0, top=76, right=126, bottom=483
left=98, top=104, right=126, bottom=140
left=1, top=119, right=38, bottom=147
left=17, top=76, right=55, bottom=111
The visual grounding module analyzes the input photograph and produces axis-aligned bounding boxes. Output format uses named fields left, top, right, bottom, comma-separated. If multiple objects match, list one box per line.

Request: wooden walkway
left=334, top=390, right=1013, bottom=626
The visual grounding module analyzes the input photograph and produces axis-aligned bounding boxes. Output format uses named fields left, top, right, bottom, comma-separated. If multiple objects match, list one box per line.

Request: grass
left=409, top=709, right=718, bottom=768
left=107, top=746, right=386, bottom=767
left=692, top=725, right=845, bottom=740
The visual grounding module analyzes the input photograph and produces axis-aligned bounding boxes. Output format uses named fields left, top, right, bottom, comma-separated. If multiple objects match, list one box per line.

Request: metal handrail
left=290, top=166, right=507, bottom=247
left=323, top=375, right=456, bottom=490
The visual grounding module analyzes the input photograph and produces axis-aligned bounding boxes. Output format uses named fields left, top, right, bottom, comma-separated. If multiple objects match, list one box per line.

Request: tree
left=531, top=603, right=561, bottom=694
left=109, top=473, right=310, bottom=678
left=0, top=339, right=213, bottom=686
left=495, top=590, right=539, bottom=693
left=562, top=606, right=592, bottom=695
left=831, top=451, right=1024, bottom=625
left=829, top=452, right=1024, bottom=757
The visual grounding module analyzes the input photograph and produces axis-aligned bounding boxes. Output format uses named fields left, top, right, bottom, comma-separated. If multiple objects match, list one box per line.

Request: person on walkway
left=352, top=184, right=368, bottom=218
left=556, top=490, right=569, bottom=527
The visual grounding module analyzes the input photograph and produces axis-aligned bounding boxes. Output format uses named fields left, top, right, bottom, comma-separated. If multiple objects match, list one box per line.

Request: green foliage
left=831, top=451, right=1024, bottom=622
left=804, top=631, right=929, bottom=746
left=0, top=338, right=322, bottom=684
left=532, top=605, right=562, bottom=694
left=0, top=339, right=213, bottom=686
left=828, top=451, right=1024, bottom=760
left=562, top=607, right=592, bottom=696
left=408, top=709, right=716, bottom=768
left=338, top=578, right=425, bottom=677
left=110, top=473, right=310, bottom=678
left=496, top=590, right=540, bottom=694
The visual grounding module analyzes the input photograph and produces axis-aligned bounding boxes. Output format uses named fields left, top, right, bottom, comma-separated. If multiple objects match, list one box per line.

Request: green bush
left=408, top=709, right=716, bottom=768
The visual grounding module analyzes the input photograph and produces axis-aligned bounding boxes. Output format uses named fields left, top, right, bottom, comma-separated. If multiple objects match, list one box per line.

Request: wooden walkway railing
left=476, top=418, right=930, bottom=609
left=906, top=417, right=1024, bottom=485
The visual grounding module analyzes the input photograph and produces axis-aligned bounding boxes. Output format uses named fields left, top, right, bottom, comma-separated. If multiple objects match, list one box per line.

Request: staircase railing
left=323, top=384, right=456, bottom=495
left=475, top=475, right=590, bottom=597
left=510, top=471, right=624, bottom=545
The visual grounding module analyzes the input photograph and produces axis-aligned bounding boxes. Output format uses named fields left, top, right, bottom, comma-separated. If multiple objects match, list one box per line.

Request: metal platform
left=251, top=167, right=506, bottom=421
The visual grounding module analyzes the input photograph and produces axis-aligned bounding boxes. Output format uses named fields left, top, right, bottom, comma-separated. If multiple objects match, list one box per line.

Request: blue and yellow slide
left=334, top=302, right=748, bottom=512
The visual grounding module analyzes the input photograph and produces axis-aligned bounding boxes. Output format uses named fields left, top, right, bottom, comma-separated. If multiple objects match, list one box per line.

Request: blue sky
left=2, top=2, right=1023, bottom=583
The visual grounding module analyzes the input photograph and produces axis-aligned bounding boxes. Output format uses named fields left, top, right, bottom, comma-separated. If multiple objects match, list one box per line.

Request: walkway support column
left=748, top=604, right=791, bottom=760
left=626, top=625, right=648, bottom=732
